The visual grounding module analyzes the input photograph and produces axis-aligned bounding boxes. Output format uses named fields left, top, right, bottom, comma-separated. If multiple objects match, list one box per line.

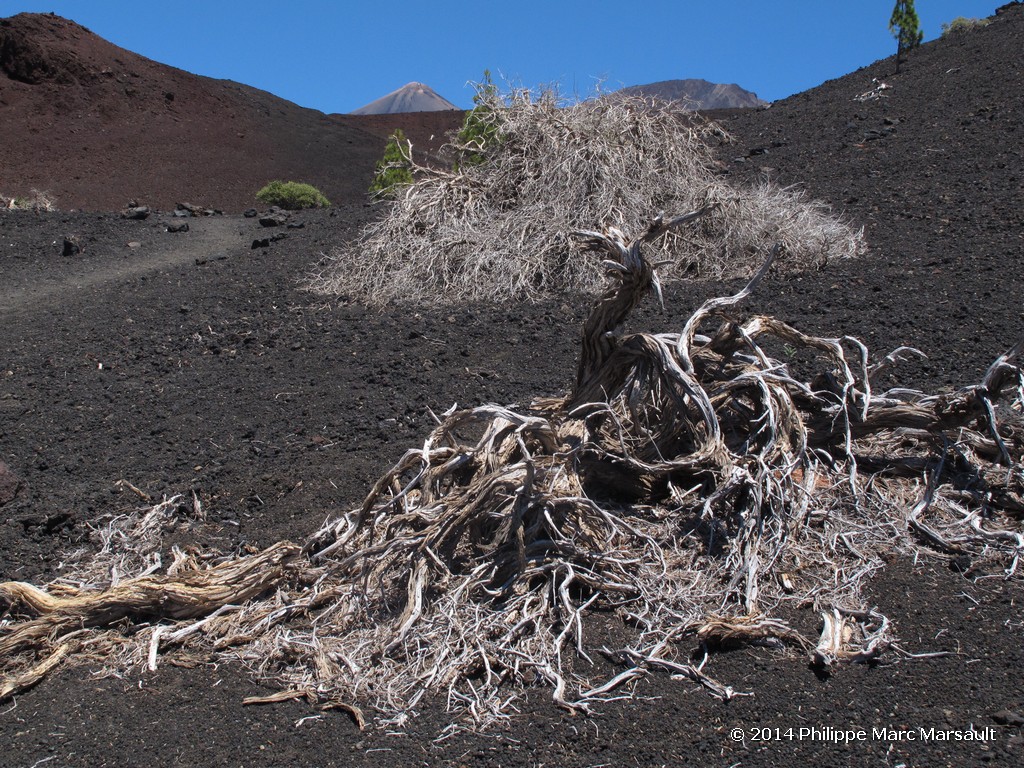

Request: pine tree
left=889, top=0, right=924, bottom=72
left=455, top=70, right=501, bottom=168
left=369, top=130, right=414, bottom=199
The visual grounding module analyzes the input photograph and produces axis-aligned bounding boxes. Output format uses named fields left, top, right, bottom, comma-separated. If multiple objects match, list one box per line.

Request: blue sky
left=6, top=1, right=1005, bottom=113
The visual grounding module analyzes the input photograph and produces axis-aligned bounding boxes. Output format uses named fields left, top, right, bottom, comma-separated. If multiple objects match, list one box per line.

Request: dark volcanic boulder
left=259, top=212, right=289, bottom=227
left=122, top=205, right=151, bottom=220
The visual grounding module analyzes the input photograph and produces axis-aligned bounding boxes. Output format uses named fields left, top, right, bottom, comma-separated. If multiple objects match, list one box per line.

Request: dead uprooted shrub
left=308, top=88, right=864, bottom=305
left=1, top=189, right=56, bottom=212
left=941, top=16, right=990, bottom=35
left=2, top=213, right=1021, bottom=732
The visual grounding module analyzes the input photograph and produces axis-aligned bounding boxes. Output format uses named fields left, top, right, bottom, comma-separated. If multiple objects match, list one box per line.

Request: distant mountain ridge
left=350, top=82, right=459, bottom=115
left=617, top=78, right=767, bottom=109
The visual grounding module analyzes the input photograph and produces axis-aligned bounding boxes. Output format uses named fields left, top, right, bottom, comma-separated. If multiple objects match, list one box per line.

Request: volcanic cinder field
left=1, top=6, right=1023, bottom=767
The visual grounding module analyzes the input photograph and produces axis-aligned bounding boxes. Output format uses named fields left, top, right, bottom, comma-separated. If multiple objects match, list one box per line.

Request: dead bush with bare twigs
left=308, top=87, right=864, bottom=305
left=2, top=213, right=1021, bottom=732
left=1, top=189, right=56, bottom=212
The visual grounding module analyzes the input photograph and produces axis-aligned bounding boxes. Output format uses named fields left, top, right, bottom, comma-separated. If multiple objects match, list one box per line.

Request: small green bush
left=941, top=16, right=990, bottom=35
left=369, top=130, right=414, bottom=199
left=256, top=180, right=330, bottom=210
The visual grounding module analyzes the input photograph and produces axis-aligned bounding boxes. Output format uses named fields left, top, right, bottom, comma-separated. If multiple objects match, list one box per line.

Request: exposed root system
left=2, top=213, right=1022, bottom=730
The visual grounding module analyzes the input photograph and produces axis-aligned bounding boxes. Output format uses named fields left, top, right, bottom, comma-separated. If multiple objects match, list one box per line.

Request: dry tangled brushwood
left=1, top=189, right=56, bottom=212
left=308, top=88, right=865, bottom=305
left=2, top=212, right=1022, bottom=730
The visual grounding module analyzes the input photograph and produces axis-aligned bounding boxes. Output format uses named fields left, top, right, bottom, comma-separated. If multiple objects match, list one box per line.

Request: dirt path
left=0, top=214, right=252, bottom=317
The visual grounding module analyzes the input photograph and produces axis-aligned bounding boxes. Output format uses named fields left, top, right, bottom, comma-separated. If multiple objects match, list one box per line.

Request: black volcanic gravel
left=1, top=6, right=1023, bottom=767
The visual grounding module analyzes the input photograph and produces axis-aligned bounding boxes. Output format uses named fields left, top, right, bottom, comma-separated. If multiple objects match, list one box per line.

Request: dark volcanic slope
left=0, top=12, right=385, bottom=212
left=713, top=3, right=1024, bottom=385
left=0, top=6, right=1023, bottom=768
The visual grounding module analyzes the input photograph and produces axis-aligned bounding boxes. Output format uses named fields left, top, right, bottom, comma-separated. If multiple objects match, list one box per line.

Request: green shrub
left=368, top=130, right=414, bottom=199
left=941, top=16, right=990, bottom=35
left=256, top=180, right=330, bottom=210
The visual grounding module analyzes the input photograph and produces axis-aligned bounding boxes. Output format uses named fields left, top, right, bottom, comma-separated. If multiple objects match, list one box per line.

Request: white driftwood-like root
left=2, top=213, right=1022, bottom=731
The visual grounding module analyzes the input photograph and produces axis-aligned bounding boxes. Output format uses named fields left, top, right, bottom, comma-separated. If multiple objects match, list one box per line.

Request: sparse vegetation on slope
left=941, top=16, right=990, bottom=35
left=310, top=87, right=864, bottom=305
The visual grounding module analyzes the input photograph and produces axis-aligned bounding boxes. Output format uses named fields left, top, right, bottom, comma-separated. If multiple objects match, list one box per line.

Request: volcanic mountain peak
left=617, top=78, right=767, bottom=110
left=350, top=81, right=459, bottom=115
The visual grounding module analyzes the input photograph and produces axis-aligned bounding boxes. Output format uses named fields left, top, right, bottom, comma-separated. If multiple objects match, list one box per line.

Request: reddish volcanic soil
left=0, top=12, right=462, bottom=212
left=346, top=109, right=464, bottom=162
left=1, top=5, right=1023, bottom=767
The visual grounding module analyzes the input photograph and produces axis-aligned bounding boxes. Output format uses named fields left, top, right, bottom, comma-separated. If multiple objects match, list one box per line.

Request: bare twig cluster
left=2, top=214, right=1021, bottom=731
left=1, top=189, right=56, bottom=212
left=308, top=88, right=864, bottom=305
